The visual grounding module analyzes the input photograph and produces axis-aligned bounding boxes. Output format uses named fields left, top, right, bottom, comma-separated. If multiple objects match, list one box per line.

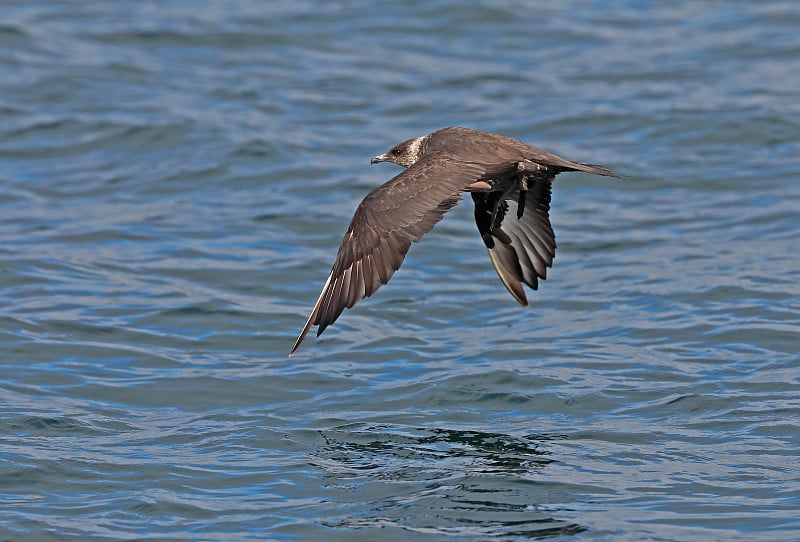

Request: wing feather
left=472, top=176, right=556, bottom=304
left=290, top=154, right=488, bottom=354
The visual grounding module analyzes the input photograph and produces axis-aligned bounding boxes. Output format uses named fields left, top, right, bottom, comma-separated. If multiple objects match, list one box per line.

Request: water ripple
left=1, top=1, right=799, bottom=540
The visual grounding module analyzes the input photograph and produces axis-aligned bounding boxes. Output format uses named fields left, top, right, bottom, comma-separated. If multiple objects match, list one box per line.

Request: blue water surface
left=1, top=1, right=799, bottom=540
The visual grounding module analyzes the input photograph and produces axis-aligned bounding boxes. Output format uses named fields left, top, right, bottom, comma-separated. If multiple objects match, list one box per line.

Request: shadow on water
left=311, top=424, right=584, bottom=539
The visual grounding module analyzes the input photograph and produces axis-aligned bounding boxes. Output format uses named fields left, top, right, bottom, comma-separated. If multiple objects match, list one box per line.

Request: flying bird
left=290, top=127, right=617, bottom=355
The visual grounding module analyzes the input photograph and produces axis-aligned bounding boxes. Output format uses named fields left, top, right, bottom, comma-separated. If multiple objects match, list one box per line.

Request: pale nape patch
left=405, top=136, right=426, bottom=163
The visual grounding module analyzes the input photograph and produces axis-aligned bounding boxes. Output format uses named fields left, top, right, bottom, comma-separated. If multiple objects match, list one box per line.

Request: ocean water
left=1, top=1, right=799, bottom=540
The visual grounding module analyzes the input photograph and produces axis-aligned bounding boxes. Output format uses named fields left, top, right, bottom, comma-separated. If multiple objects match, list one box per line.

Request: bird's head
left=370, top=135, right=426, bottom=168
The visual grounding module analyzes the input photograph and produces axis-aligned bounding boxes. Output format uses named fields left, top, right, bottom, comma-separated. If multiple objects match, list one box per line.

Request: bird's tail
left=569, top=162, right=618, bottom=177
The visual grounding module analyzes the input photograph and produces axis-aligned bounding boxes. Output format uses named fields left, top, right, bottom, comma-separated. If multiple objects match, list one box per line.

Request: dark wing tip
left=487, top=245, right=529, bottom=306
left=289, top=273, right=332, bottom=356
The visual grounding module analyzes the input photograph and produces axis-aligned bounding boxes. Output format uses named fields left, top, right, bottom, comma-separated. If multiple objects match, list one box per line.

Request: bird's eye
left=392, top=148, right=402, bottom=156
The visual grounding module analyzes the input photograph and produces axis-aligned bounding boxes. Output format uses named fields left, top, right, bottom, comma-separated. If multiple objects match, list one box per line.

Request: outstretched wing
left=471, top=175, right=556, bottom=306
left=291, top=153, right=488, bottom=355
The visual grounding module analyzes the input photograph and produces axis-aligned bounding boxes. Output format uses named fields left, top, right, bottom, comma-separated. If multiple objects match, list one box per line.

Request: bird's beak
left=370, top=154, right=386, bottom=164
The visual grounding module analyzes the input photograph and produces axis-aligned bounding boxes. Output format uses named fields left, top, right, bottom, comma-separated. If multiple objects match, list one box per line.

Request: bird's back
left=427, top=127, right=616, bottom=177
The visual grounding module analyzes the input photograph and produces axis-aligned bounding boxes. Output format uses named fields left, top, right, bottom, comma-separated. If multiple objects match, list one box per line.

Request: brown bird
left=290, top=127, right=617, bottom=355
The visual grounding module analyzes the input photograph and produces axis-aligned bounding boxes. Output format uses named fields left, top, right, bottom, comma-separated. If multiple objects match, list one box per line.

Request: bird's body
left=290, top=127, right=617, bottom=355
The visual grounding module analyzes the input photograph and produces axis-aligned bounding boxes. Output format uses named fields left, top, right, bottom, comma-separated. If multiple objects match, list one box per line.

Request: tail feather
left=570, top=162, right=618, bottom=177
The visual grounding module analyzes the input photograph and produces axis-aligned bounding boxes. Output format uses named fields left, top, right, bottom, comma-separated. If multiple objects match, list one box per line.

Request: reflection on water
left=315, top=425, right=579, bottom=539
